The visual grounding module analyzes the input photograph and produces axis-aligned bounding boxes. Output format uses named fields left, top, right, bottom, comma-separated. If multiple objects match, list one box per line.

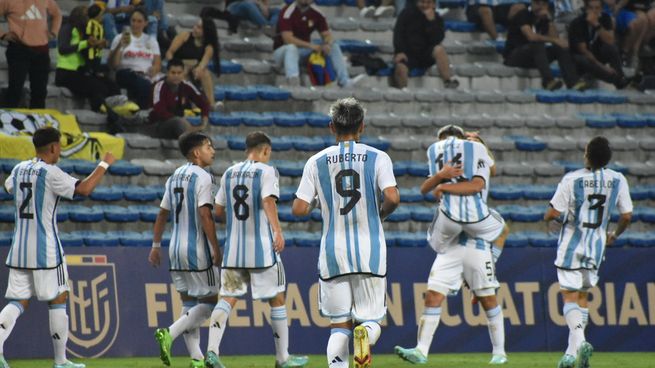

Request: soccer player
left=204, top=132, right=309, bottom=368
left=394, top=128, right=508, bottom=365
left=149, top=132, right=222, bottom=368
left=0, top=126, right=115, bottom=368
left=292, top=98, right=400, bottom=368
left=544, top=136, right=632, bottom=368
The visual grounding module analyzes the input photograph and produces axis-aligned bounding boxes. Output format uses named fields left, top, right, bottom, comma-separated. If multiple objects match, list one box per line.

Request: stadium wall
left=1, top=247, right=653, bottom=359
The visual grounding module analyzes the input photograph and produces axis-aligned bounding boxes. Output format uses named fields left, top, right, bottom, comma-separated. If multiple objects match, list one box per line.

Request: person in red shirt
left=273, top=0, right=364, bottom=87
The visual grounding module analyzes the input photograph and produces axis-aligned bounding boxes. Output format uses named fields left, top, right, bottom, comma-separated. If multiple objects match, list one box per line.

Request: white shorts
left=171, top=266, right=220, bottom=299
left=427, top=246, right=499, bottom=297
left=5, top=262, right=70, bottom=301
left=319, top=274, right=387, bottom=324
left=428, top=209, right=505, bottom=252
left=220, top=260, right=286, bottom=300
left=557, top=268, right=599, bottom=292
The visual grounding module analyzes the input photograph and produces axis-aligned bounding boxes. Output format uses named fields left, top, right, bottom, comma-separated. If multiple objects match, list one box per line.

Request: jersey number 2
left=583, top=194, right=607, bottom=229
left=335, top=169, right=361, bottom=215
left=19, top=182, right=34, bottom=219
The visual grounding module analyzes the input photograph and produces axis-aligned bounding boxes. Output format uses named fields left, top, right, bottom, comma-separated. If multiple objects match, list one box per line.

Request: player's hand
left=102, top=152, right=116, bottom=166
left=310, top=43, right=321, bottom=53
left=212, top=248, right=223, bottom=266
left=466, top=131, right=482, bottom=143
left=1, top=31, right=19, bottom=43
left=439, top=164, right=463, bottom=180
left=148, top=248, right=161, bottom=267
left=394, top=52, right=408, bottom=64
left=321, top=43, right=332, bottom=56
left=433, top=185, right=444, bottom=202
left=273, top=231, right=285, bottom=253
left=192, top=66, right=203, bottom=80
left=120, top=32, right=131, bottom=48
left=606, top=231, right=617, bottom=246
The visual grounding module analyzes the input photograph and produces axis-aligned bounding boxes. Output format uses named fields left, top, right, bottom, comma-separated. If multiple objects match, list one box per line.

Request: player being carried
left=0, top=126, right=115, bottom=368
left=292, top=98, right=400, bottom=368
left=204, top=132, right=308, bottom=368
left=149, top=132, right=222, bottom=368
left=544, top=136, right=632, bottom=368
left=394, top=125, right=508, bottom=365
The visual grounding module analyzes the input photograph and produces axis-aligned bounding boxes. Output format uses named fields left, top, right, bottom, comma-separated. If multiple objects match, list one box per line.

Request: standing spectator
left=55, top=6, right=121, bottom=112
left=569, top=0, right=631, bottom=88
left=165, top=18, right=221, bottom=108
left=109, top=8, right=161, bottom=108
left=466, top=0, right=526, bottom=40
left=606, top=0, right=649, bottom=66
left=393, top=0, right=459, bottom=89
left=503, top=0, right=587, bottom=90
left=0, top=0, right=62, bottom=109
left=358, top=0, right=395, bottom=18
left=95, top=0, right=135, bottom=42
left=227, top=0, right=280, bottom=34
left=273, top=0, right=365, bottom=87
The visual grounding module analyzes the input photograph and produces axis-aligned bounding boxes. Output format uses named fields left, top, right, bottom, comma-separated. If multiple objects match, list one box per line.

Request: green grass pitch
left=7, top=353, right=655, bottom=368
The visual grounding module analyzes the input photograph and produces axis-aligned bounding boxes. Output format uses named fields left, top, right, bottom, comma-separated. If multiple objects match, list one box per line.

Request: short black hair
left=178, top=131, right=211, bottom=157
left=245, top=131, right=271, bottom=151
left=32, top=127, right=61, bottom=149
left=437, top=124, right=465, bottom=139
left=586, top=136, right=612, bottom=169
left=88, top=4, right=102, bottom=19
left=167, top=58, right=185, bottom=70
left=329, top=98, right=365, bottom=135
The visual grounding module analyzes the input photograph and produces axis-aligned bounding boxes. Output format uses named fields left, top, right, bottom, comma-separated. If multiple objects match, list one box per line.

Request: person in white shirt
left=292, top=98, right=400, bottom=368
left=109, top=8, right=161, bottom=108
left=149, top=132, right=222, bottom=368
left=544, top=136, right=633, bottom=368
left=0, top=127, right=115, bottom=368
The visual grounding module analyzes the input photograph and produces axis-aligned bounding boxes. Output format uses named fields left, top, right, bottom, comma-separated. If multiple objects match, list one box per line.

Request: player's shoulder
left=361, top=144, right=392, bottom=163
left=281, top=2, right=297, bottom=18
left=560, top=168, right=589, bottom=183
left=191, top=165, right=213, bottom=180
left=603, top=167, right=629, bottom=183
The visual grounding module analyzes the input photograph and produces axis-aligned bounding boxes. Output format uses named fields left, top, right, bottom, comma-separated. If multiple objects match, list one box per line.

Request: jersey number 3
left=336, top=169, right=361, bottom=215
left=583, top=194, right=606, bottom=229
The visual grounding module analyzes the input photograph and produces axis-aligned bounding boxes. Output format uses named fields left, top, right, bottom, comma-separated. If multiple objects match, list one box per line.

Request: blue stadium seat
left=504, top=232, right=530, bottom=248
left=535, top=90, right=567, bottom=103
left=360, top=136, right=390, bottom=151
left=445, top=20, right=478, bottom=32
left=440, top=0, right=467, bottom=7
left=393, top=232, right=428, bottom=247
left=146, top=185, right=165, bottom=199
left=272, top=161, right=304, bottom=177
left=232, top=112, right=274, bottom=127
left=393, top=161, right=409, bottom=176
left=311, top=208, right=322, bottom=222
left=89, top=187, right=124, bottom=202
left=108, top=160, right=144, bottom=176
left=610, top=209, right=639, bottom=222
left=626, top=232, right=655, bottom=248
left=60, top=232, right=85, bottom=247
left=302, top=112, right=331, bottom=127
left=410, top=206, right=434, bottom=222
left=386, top=207, right=412, bottom=222
left=97, top=205, right=140, bottom=223
left=336, top=39, right=378, bottom=53
left=580, top=113, right=616, bottom=128
left=279, top=187, right=296, bottom=202
left=270, top=112, right=306, bottom=127
left=607, top=162, right=628, bottom=174
left=291, top=136, right=326, bottom=151
left=227, top=135, right=246, bottom=150
left=0, top=190, right=12, bottom=201
left=406, top=161, right=429, bottom=177
left=637, top=113, right=655, bottom=127
left=128, top=205, right=161, bottom=222
left=611, top=113, right=648, bottom=128
left=75, top=230, right=120, bottom=247
left=71, top=159, right=97, bottom=175
left=109, top=231, right=151, bottom=247
left=0, top=159, right=19, bottom=173
left=270, top=136, right=294, bottom=151
left=209, top=112, right=242, bottom=126
left=255, top=85, right=291, bottom=101
left=218, top=85, right=258, bottom=101
left=290, top=231, right=321, bottom=247
left=121, top=185, right=160, bottom=202
left=555, top=160, right=584, bottom=172
left=400, top=187, right=424, bottom=203
left=490, top=185, right=523, bottom=200
left=65, top=205, right=104, bottom=222
left=278, top=206, right=309, bottom=222
left=384, top=232, right=398, bottom=247
left=315, top=0, right=342, bottom=6
left=529, top=232, right=558, bottom=247
left=218, top=60, right=243, bottom=74
left=186, top=116, right=203, bottom=127
left=512, top=206, right=545, bottom=222
left=631, top=186, right=651, bottom=200
left=495, top=205, right=517, bottom=220
left=57, top=160, right=77, bottom=174
left=512, top=136, right=547, bottom=152
left=523, top=185, right=557, bottom=200
left=565, top=91, right=596, bottom=104
left=0, top=231, right=12, bottom=246
left=57, top=208, right=69, bottom=222
left=594, top=90, right=627, bottom=104
left=636, top=208, right=655, bottom=223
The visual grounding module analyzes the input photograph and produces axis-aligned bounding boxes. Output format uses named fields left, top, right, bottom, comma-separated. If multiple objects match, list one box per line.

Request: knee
left=433, top=44, right=446, bottom=56
left=478, top=5, right=492, bottom=17
left=424, top=290, right=444, bottom=307
left=283, top=44, right=299, bottom=59
left=395, top=62, right=408, bottom=74
left=478, top=295, right=498, bottom=310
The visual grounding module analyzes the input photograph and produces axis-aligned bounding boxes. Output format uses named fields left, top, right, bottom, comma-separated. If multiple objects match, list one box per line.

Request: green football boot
left=205, top=351, right=226, bottom=368
left=154, top=328, right=173, bottom=366
left=275, top=355, right=309, bottom=367
left=576, top=342, right=593, bottom=368
left=557, top=354, right=576, bottom=368
left=394, top=346, right=428, bottom=364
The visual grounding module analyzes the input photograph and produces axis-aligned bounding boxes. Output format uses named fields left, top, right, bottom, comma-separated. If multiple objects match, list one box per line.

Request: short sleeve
left=427, top=145, right=437, bottom=177
left=616, top=175, right=633, bottom=214
left=278, top=8, right=293, bottom=32
left=4, top=166, right=15, bottom=194
left=110, top=34, right=122, bottom=52
left=150, top=36, right=161, bottom=55
left=261, top=166, right=280, bottom=199
left=196, top=173, right=213, bottom=208
left=160, top=177, right=172, bottom=210
left=550, top=177, right=572, bottom=213
left=376, top=153, right=397, bottom=191
left=48, top=166, right=78, bottom=199
left=295, top=159, right=317, bottom=203
left=215, top=171, right=227, bottom=206
left=315, top=11, right=329, bottom=33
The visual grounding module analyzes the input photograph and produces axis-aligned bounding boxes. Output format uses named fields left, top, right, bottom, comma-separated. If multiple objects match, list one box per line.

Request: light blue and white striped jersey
left=216, top=160, right=280, bottom=269
left=161, top=163, right=216, bottom=272
left=551, top=168, right=632, bottom=270
left=4, top=159, right=78, bottom=269
left=296, top=141, right=397, bottom=280
left=427, top=137, right=494, bottom=223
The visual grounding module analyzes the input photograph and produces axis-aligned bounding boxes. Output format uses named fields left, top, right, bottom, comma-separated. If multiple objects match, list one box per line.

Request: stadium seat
left=291, top=136, right=326, bottom=151
left=611, top=113, right=648, bottom=128
left=128, top=205, right=161, bottom=222
left=392, top=232, right=428, bottom=247
left=512, top=136, right=547, bottom=152
left=406, top=161, right=429, bottom=177
left=523, top=185, right=557, bottom=200
left=57, top=160, right=77, bottom=174
left=118, top=133, right=161, bottom=149
left=637, top=208, right=655, bottom=223
left=89, top=186, right=124, bottom=202
left=386, top=207, right=412, bottom=222
left=232, top=112, right=274, bottom=127
left=270, top=112, right=306, bottom=127
left=59, top=232, right=85, bottom=247
left=529, top=232, right=558, bottom=248
left=255, top=85, right=291, bottom=101
left=581, top=113, right=616, bottom=128
left=289, top=231, right=321, bottom=247
left=278, top=206, right=309, bottom=222
left=62, top=205, right=104, bottom=223
left=130, top=159, right=176, bottom=176
left=360, top=136, right=390, bottom=151
left=108, top=160, right=144, bottom=176
left=98, top=205, right=140, bottom=223
left=630, top=186, right=651, bottom=201
left=393, top=161, right=409, bottom=176
left=400, top=187, right=424, bottom=203
left=504, top=232, right=530, bottom=248
left=301, top=112, right=331, bottom=128
left=209, top=112, right=242, bottom=126
left=0, top=231, right=12, bottom=246
left=272, top=161, right=304, bottom=177
left=75, top=230, right=120, bottom=247
left=270, top=137, right=294, bottom=151
left=410, top=206, right=434, bottom=222
left=279, top=187, right=296, bottom=202
left=121, top=185, right=160, bottom=202
left=109, top=231, right=152, bottom=247
left=0, top=159, right=19, bottom=173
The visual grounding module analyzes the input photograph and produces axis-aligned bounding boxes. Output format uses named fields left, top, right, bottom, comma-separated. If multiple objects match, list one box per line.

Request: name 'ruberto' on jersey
left=325, top=153, right=368, bottom=165
left=579, top=179, right=617, bottom=189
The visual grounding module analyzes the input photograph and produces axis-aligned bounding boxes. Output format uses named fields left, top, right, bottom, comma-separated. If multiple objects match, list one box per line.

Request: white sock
left=207, top=300, right=232, bottom=355
left=181, top=301, right=203, bottom=361
left=327, top=328, right=351, bottom=368
left=270, top=306, right=289, bottom=364
left=416, top=307, right=441, bottom=357
left=169, top=303, right=212, bottom=341
left=0, top=302, right=23, bottom=355
left=360, top=321, right=381, bottom=346
left=49, top=304, right=69, bottom=365
left=581, top=308, right=589, bottom=331
left=485, top=305, right=506, bottom=356
left=564, top=302, right=584, bottom=356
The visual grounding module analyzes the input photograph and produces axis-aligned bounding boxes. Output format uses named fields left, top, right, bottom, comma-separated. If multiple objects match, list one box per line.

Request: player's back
left=553, top=167, right=632, bottom=269
left=426, top=137, right=493, bottom=223
left=301, top=140, right=397, bottom=280
left=165, top=163, right=215, bottom=271
left=5, top=159, right=77, bottom=269
left=219, top=160, right=278, bottom=269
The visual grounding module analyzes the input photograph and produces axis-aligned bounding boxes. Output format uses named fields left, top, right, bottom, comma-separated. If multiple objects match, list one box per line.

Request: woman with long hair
left=165, top=17, right=221, bottom=108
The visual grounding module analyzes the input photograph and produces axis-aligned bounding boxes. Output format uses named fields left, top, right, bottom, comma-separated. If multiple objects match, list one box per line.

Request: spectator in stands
left=227, top=0, right=280, bottom=35
left=569, top=0, right=631, bottom=88
left=503, top=0, right=587, bottom=90
left=605, top=0, right=649, bottom=66
left=109, top=8, right=161, bottom=108
left=165, top=18, right=221, bottom=108
left=0, top=0, right=61, bottom=109
left=96, top=0, right=136, bottom=42
left=466, top=0, right=526, bottom=40
left=358, top=0, right=395, bottom=18
left=144, top=0, right=168, bottom=36
left=200, top=6, right=241, bottom=35
left=393, top=0, right=459, bottom=89
left=55, top=6, right=121, bottom=112
left=273, top=0, right=365, bottom=87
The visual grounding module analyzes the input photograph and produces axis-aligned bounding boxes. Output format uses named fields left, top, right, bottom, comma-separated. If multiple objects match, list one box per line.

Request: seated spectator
left=108, top=59, right=209, bottom=139
left=55, top=6, right=121, bottom=112
left=358, top=0, right=395, bottom=18
left=503, top=0, right=586, bottom=90
left=466, top=0, right=526, bottom=40
left=165, top=18, right=221, bottom=108
left=200, top=6, right=241, bottom=35
left=273, top=0, right=364, bottom=87
left=393, top=0, right=459, bottom=89
left=569, top=0, right=631, bottom=88
left=227, top=0, right=280, bottom=34
left=143, top=0, right=168, bottom=37
left=109, top=8, right=161, bottom=108
left=96, top=0, right=136, bottom=42
left=605, top=0, right=649, bottom=66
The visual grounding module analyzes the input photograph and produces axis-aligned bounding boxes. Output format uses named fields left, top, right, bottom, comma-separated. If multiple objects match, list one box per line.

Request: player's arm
left=149, top=208, right=169, bottom=267
left=420, top=164, right=463, bottom=195
left=74, top=152, right=115, bottom=196
left=379, top=186, right=400, bottom=221
left=291, top=197, right=314, bottom=216
left=466, top=132, right=497, bottom=176
left=263, top=196, right=285, bottom=253
left=214, top=204, right=226, bottom=222
left=607, top=212, right=632, bottom=246
left=293, top=161, right=317, bottom=216
left=609, top=177, right=634, bottom=246
left=434, top=176, right=485, bottom=198
left=543, top=206, right=561, bottom=221
left=199, top=204, right=222, bottom=266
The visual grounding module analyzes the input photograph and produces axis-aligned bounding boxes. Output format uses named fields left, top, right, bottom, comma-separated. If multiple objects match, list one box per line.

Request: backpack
left=307, top=52, right=336, bottom=86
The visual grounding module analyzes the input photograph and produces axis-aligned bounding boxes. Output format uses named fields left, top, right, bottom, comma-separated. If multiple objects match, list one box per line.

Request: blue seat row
left=223, top=134, right=390, bottom=152
left=208, top=111, right=330, bottom=128
left=1, top=185, right=165, bottom=203
left=0, top=159, right=143, bottom=176
left=533, top=90, right=629, bottom=105
left=214, top=85, right=291, bottom=101
left=492, top=184, right=653, bottom=201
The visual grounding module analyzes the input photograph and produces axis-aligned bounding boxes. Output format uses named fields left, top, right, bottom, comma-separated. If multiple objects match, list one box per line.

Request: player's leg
left=478, top=295, right=507, bottom=364
left=320, top=277, right=353, bottom=368
left=0, top=268, right=32, bottom=366
left=352, top=275, right=386, bottom=368
left=178, top=298, right=204, bottom=366
left=557, top=269, right=585, bottom=368
left=575, top=270, right=598, bottom=368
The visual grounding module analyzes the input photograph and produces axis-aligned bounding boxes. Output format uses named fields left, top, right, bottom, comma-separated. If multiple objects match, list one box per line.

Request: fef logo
left=66, top=255, right=120, bottom=358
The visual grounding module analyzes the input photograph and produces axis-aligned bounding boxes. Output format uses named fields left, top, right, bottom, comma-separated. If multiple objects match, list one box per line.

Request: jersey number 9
left=335, top=169, right=361, bottom=215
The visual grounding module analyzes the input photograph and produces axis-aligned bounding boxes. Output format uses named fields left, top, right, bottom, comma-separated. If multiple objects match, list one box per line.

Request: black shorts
left=403, top=49, right=437, bottom=70
left=466, top=4, right=514, bottom=27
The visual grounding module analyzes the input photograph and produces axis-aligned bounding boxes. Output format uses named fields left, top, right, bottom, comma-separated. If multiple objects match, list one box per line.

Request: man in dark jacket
left=392, top=0, right=459, bottom=89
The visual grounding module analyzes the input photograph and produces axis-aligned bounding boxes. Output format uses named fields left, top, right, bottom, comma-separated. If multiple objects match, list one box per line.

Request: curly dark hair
left=586, top=136, right=612, bottom=170
left=68, top=5, right=89, bottom=32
